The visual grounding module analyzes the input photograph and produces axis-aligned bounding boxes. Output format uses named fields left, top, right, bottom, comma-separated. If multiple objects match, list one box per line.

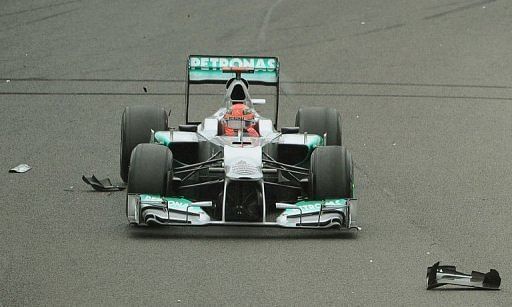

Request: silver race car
left=121, top=55, right=359, bottom=231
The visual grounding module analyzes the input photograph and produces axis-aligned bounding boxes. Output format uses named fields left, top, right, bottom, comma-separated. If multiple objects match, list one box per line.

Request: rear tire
left=309, top=146, right=353, bottom=200
left=295, top=107, right=342, bottom=146
left=120, top=105, right=168, bottom=182
left=127, top=144, right=173, bottom=196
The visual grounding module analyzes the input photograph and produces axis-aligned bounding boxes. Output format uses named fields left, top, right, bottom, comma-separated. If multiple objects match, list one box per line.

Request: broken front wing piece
left=426, top=262, right=501, bottom=290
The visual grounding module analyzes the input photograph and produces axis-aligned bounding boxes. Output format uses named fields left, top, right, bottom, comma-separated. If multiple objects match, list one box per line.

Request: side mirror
left=251, top=98, right=266, bottom=105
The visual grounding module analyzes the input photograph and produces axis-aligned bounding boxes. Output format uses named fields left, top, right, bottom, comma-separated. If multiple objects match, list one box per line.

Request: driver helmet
left=225, top=103, right=255, bottom=120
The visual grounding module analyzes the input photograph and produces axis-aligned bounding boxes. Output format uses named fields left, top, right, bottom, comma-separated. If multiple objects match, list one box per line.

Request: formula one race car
left=121, top=55, right=359, bottom=231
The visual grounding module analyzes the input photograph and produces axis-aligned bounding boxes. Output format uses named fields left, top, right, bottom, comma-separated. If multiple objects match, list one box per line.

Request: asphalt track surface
left=1, top=0, right=512, bottom=305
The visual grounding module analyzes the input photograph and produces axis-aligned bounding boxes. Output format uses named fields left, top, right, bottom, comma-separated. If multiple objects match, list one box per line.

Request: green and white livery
left=122, top=54, right=360, bottom=233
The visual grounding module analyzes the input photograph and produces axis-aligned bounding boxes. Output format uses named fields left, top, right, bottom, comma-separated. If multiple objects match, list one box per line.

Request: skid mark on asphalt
left=0, top=8, right=80, bottom=32
left=265, top=93, right=512, bottom=101
left=0, top=78, right=180, bottom=82
left=253, top=37, right=337, bottom=53
left=3, top=78, right=512, bottom=89
left=252, top=0, right=497, bottom=47
left=0, top=0, right=80, bottom=18
left=425, top=1, right=466, bottom=10
left=2, top=78, right=512, bottom=101
left=2, top=92, right=512, bottom=101
left=23, top=8, right=79, bottom=26
left=423, top=0, right=496, bottom=20
left=257, top=0, right=284, bottom=49
left=273, top=23, right=324, bottom=32
left=353, top=23, right=405, bottom=37
left=281, top=81, right=512, bottom=89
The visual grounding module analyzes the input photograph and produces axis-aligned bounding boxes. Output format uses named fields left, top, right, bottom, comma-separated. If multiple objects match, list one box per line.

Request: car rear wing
left=185, top=55, right=280, bottom=126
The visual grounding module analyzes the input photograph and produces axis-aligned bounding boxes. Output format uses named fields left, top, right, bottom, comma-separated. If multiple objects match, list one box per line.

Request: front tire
left=309, top=146, right=353, bottom=200
left=127, top=144, right=173, bottom=196
left=120, top=105, right=168, bottom=182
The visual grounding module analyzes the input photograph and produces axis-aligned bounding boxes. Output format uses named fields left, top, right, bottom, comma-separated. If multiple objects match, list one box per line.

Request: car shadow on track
left=428, top=288, right=501, bottom=291
left=126, top=225, right=357, bottom=240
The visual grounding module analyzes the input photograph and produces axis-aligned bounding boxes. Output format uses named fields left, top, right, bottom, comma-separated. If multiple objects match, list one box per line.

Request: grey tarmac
left=1, top=0, right=511, bottom=305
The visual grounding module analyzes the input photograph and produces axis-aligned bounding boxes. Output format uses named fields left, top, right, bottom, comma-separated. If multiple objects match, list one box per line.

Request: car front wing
left=127, top=194, right=360, bottom=231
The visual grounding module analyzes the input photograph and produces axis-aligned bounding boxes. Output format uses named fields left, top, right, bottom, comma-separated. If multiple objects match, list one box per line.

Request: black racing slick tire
left=295, top=107, right=342, bottom=146
left=309, top=146, right=353, bottom=200
left=120, top=105, right=168, bottom=182
left=127, top=144, right=173, bottom=196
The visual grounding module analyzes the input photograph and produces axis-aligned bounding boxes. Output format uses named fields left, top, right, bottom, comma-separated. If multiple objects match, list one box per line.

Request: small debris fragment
left=482, top=6, right=486, bottom=8
left=356, top=115, right=359, bottom=118
left=143, top=86, right=148, bottom=93
left=177, top=299, right=181, bottom=303
left=64, top=186, right=74, bottom=191
left=25, top=53, right=28, bottom=56
left=392, top=143, right=396, bottom=146
left=9, top=164, right=31, bottom=173
left=370, top=259, right=373, bottom=263
left=82, top=175, right=126, bottom=191
left=6, top=79, right=10, bottom=83
left=361, top=21, right=366, bottom=25
left=426, top=252, right=430, bottom=255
